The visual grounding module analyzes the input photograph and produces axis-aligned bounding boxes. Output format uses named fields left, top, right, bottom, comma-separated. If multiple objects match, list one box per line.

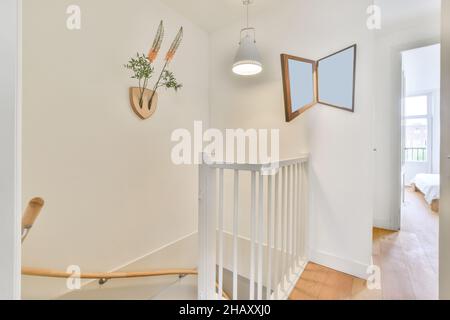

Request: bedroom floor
left=291, top=187, right=438, bottom=300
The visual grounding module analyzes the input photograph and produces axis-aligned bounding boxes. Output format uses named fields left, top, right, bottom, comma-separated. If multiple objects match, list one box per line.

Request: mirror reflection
left=281, top=55, right=316, bottom=122
left=288, top=59, right=314, bottom=112
left=317, top=45, right=356, bottom=112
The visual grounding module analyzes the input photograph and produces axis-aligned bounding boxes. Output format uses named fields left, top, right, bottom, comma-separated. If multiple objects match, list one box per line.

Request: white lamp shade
left=232, top=35, right=262, bottom=76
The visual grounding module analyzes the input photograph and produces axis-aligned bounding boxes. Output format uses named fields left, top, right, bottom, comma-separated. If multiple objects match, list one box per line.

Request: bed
left=411, top=173, right=440, bottom=212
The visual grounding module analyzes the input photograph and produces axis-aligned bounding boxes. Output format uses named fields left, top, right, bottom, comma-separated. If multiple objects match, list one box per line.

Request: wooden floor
left=289, top=262, right=382, bottom=300
left=290, top=187, right=438, bottom=300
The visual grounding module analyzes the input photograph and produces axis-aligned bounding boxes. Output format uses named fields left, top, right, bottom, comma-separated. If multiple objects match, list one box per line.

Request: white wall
left=372, top=5, right=440, bottom=230
left=210, top=0, right=374, bottom=278
left=440, top=0, right=450, bottom=300
left=0, top=0, right=21, bottom=300
left=402, top=45, right=440, bottom=96
left=21, top=0, right=209, bottom=299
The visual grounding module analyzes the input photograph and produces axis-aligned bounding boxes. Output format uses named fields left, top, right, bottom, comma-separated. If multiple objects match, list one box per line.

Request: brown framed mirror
left=317, top=44, right=357, bottom=112
left=281, top=54, right=317, bottom=122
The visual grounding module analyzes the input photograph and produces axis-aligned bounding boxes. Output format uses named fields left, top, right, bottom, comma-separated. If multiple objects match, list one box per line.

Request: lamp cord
left=240, top=0, right=256, bottom=43
left=246, top=2, right=249, bottom=28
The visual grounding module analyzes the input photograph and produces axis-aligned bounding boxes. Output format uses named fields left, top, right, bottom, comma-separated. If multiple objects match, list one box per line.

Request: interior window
left=404, top=96, right=428, bottom=117
left=404, top=96, right=429, bottom=162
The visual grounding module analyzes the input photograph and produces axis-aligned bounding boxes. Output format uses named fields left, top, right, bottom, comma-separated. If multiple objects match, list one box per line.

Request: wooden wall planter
left=125, top=22, right=183, bottom=120
left=129, top=87, right=158, bottom=120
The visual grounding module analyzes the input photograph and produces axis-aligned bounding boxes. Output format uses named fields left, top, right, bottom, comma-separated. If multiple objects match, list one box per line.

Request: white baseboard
left=310, top=250, right=370, bottom=280
left=373, top=218, right=393, bottom=230
left=373, top=218, right=399, bottom=231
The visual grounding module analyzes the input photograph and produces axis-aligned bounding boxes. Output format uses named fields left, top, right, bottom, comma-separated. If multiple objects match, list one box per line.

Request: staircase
left=198, top=155, right=310, bottom=300
left=21, top=155, right=310, bottom=300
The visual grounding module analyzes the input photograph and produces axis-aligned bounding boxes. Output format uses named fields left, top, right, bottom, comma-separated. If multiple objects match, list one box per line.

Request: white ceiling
left=160, top=0, right=441, bottom=33
left=375, top=0, right=441, bottom=28
left=159, top=0, right=280, bottom=32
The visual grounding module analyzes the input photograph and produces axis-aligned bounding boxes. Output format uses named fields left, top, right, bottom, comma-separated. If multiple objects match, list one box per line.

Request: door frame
left=440, top=0, right=450, bottom=300
left=391, top=39, right=440, bottom=231
left=0, top=0, right=22, bottom=300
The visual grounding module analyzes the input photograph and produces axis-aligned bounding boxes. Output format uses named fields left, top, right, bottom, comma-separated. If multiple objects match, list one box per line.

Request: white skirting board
left=310, top=250, right=370, bottom=280
left=373, top=217, right=399, bottom=231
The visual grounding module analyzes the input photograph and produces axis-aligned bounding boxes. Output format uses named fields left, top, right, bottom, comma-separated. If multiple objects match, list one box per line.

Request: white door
left=0, top=0, right=21, bottom=300
left=441, top=0, right=450, bottom=299
left=397, top=68, right=406, bottom=233
left=401, top=71, right=406, bottom=206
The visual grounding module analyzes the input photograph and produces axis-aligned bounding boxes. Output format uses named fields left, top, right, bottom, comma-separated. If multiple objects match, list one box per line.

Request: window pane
left=404, top=96, right=428, bottom=117
left=404, top=118, right=428, bottom=162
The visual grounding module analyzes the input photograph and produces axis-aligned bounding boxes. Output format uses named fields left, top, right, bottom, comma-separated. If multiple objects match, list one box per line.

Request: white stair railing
left=198, top=155, right=309, bottom=300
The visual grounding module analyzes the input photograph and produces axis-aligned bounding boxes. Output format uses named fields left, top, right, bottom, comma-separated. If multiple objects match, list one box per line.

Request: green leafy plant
left=124, top=21, right=183, bottom=110
left=159, top=70, right=183, bottom=91
left=124, top=53, right=154, bottom=108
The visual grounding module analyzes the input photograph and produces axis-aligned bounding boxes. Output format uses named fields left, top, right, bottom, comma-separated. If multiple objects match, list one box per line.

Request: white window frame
left=404, top=92, right=433, bottom=168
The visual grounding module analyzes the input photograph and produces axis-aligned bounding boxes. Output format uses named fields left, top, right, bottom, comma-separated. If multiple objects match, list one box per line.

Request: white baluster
left=249, top=171, right=256, bottom=300
left=297, top=163, right=301, bottom=264
left=287, top=165, right=292, bottom=280
left=292, top=164, right=298, bottom=270
left=267, top=175, right=273, bottom=300
left=281, top=166, right=286, bottom=291
left=274, top=171, right=280, bottom=299
left=198, top=162, right=217, bottom=300
left=233, top=170, right=239, bottom=300
left=257, top=172, right=264, bottom=300
left=218, top=168, right=224, bottom=300
left=300, top=162, right=305, bottom=259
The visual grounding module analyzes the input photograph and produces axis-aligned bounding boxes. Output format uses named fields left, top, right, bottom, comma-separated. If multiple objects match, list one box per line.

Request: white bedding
left=412, top=174, right=440, bottom=204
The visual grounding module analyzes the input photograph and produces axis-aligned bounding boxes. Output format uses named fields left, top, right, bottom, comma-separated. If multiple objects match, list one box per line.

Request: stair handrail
left=21, top=198, right=231, bottom=300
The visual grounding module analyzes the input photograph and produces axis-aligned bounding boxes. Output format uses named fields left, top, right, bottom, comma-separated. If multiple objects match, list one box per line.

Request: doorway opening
left=393, top=43, right=441, bottom=299
left=401, top=44, right=441, bottom=215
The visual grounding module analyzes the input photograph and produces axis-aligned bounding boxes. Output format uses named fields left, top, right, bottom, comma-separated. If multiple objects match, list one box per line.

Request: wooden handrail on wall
left=22, top=267, right=198, bottom=280
left=21, top=197, right=44, bottom=242
left=22, top=267, right=230, bottom=300
left=21, top=198, right=231, bottom=300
